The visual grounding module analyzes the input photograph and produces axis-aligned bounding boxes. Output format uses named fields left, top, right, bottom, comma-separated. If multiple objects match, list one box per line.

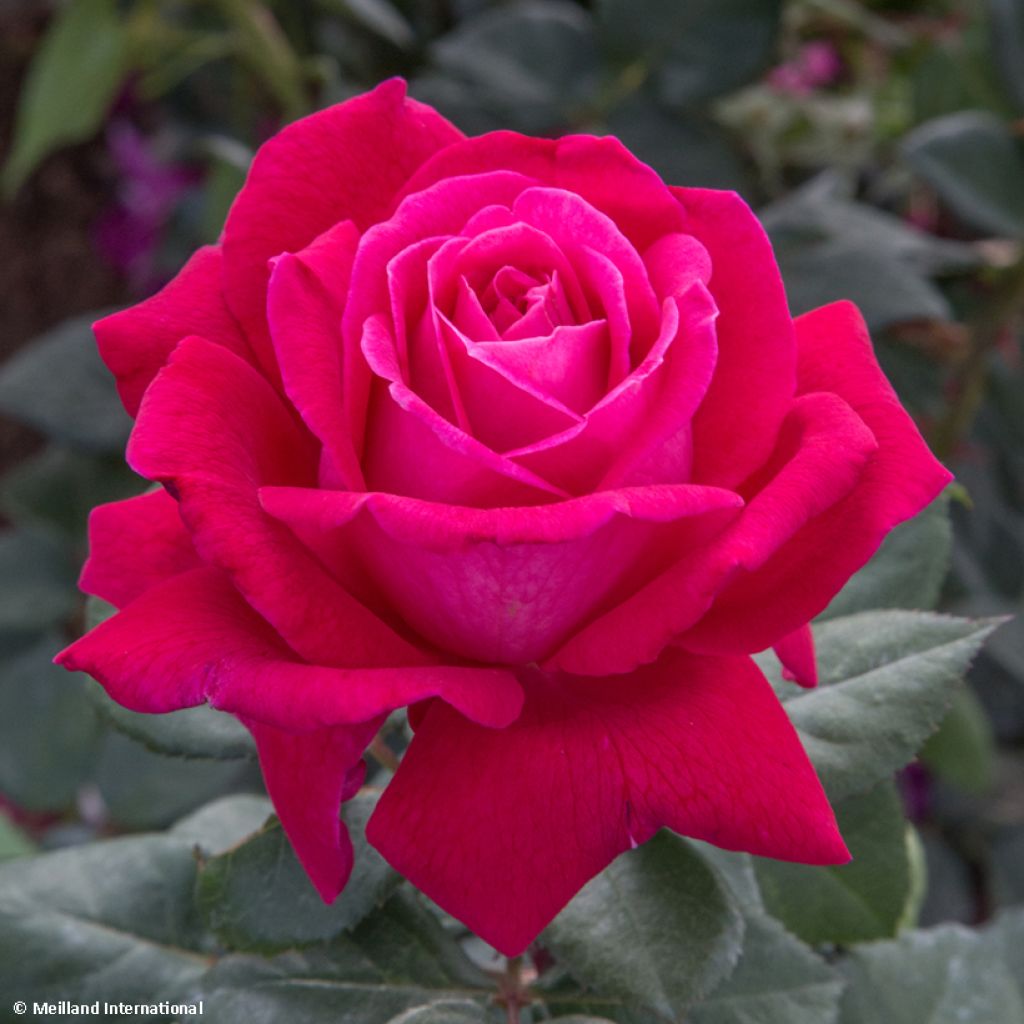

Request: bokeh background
left=1, top=0, right=1022, bottom=936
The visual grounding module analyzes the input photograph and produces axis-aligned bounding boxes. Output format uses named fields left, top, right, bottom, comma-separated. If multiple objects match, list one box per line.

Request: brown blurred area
left=0, top=1, right=130, bottom=477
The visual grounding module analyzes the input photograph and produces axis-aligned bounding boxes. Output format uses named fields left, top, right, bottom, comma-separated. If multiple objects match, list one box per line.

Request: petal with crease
left=368, top=649, right=847, bottom=956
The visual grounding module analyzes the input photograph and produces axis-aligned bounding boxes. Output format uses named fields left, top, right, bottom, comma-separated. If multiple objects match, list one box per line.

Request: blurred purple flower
left=93, top=121, right=197, bottom=294
left=767, top=41, right=843, bottom=97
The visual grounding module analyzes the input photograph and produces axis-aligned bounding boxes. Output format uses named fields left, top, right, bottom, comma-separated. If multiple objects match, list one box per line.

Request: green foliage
left=903, top=112, right=1024, bottom=238
left=1, top=0, right=128, bottom=196
left=0, top=314, right=132, bottom=454
left=198, top=793, right=400, bottom=951
left=596, top=0, right=784, bottom=108
left=754, top=783, right=915, bottom=946
left=838, top=911, right=1024, bottom=1023
left=544, top=833, right=745, bottom=1018
left=770, top=611, right=998, bottom=801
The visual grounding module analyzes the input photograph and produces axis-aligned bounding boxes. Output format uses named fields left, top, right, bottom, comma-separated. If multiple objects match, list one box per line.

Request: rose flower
left=57, top=80, right=950, bottom=955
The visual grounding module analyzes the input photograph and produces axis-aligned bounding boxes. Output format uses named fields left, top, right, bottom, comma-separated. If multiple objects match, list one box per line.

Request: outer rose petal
left=680, top=301, right=953, bottom=656
left=244, top=716, right=380, bottom=902
left=80, top=488, right=201, bottom=608
left=261, top=484, right=743, bottom=664
left=57, top=567, right=524, bottom=731
left=94, top=246, right=253, bottom=417
left=552, top=391, right=878, bottom=675
left=774, top=624, right=818, bottom=688
left=128, top=335, right=426, bottom=668
left=368, top=649, right=848, bottom=956
left=223, top=78, right=462, bottom=378
left=674, top=187, right=797, bottom=489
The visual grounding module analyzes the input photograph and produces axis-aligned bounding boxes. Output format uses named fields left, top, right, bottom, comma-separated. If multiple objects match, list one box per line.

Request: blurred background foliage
left=1, top=0, right=1024, bottom=1008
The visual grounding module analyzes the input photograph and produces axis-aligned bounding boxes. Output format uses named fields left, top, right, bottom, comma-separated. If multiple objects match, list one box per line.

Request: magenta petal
left=244, top=716, right=380, bottom=902
left=360, top=315, right=568, bottom=505
left=128, top=335, right=423, bottom=668
left=94, top=246, right=253, bottom=417
left=267, top=220, right=365, bottom=489
left=223, top=79, right=462, bottom=378
left=681, top=302, right=953, bottom=656
left=511, top=284, right=717, bottom=494
left=399, top=132, right=688, bottom=252
left=552, top=391, right=878, bottom=675
left=57, top=567, right=524, bottom=730
left=79, top=489, right=201, bottom=609
left=261, top=483, right=742, bottom=664
left=774, top=624, right=818, bottom=688
left=676, top=188, right=797, bottom=488
left=368, top=649, right=848, bottom=956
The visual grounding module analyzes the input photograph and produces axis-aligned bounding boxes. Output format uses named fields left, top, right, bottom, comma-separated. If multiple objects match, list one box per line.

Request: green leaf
left=691, top=912, right=843, bottom=1024
left=903, top=111, right=1024, bottom=238
left=838, top=913, right=1024, bottom=1023
left=0, top=446, right=141, bottom=539
left=95, top=731, right=262, bottom=831
left=86, top=675, right=256, bottom=761
left=171, top=794, right=274, bottom=857
left=429, top=1, right=601, bottom=133
left=754, top=783, right=913, bottom=946
left=198, top=792, right=400, bottom=951
left=543, top=832, right=745, bottom=1018
left=596, top=0, right=783, bottom=107
left=196, top=889, right=492, bottom=1021
left=773, top=612, right=999, bottom=801
left=762, top=175, right=978, bottom=330
left=2, top=0, right=128, bottom=195
left=605, top=97, right=749, bottom=193
left=0, top=313, right=132, bottom=453
left=919, top=686, right=996, bottom=792
left=0, top=633, right=104, bottom=812
left=0, top=834, right=209, bottom=1005
left=385, top=1002, right=490, bottom=1024
left=0, top=530, right=78, bottom=636
left=822, top=492, right=953, bottom=619
left=989, top=0, right=1024, bottom=113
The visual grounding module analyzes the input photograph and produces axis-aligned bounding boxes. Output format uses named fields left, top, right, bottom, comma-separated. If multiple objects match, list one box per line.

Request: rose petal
left=398, top=131, right=688, bottom=253
left=675, top=187, right=797, bottom=489
left=510, top=284, right=718, bottom=493
left=360, top=314, right=569, bottom=505
left=262, top=483, right=743, bottom=664
left=94, top=246, right=253, bottom=417
left=243, top=716, right=380, bottom=902
left=222, top=79, right=461, bottom=380
left=774, top=624, right=818, bottom=688
left=267, top=220, right=365, bottom=490
left=344, top=170, right=537, bottom=451
left=679, top=301, right=953, bottom=656
left=80, top=488, right=201, bottom=608
left=552, top=390, right=878, bottom=675
left=128, top=335, right=424, bottom=667
left=368, top=649, right=848, bottom=956
left=58, top=567, right=524, bottom=730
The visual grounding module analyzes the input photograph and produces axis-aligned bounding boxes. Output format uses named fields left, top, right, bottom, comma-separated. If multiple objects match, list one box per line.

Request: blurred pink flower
left=767, top=41, right=843, bottom=96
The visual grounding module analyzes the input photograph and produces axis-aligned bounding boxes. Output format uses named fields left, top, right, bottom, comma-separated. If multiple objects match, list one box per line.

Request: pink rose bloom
left=57, top=80, right=950, bottom=955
